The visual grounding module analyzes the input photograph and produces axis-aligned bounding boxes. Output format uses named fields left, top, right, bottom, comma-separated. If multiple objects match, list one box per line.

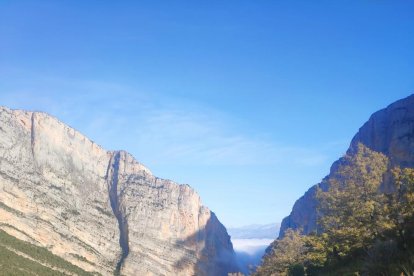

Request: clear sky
left=1, top=1, right=414, bottom=227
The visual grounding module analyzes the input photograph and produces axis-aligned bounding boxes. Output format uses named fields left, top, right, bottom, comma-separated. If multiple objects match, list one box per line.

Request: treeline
left=254, top=144, right=414, bottom=276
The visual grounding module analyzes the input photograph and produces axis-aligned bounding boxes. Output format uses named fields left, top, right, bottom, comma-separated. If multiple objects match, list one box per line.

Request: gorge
left=2, top=94, right=414, bottom=275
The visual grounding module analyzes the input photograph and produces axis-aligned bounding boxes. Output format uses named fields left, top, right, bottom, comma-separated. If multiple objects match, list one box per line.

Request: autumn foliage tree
left=255, top=229, right=306, bottom=276
left=316, top=143, right=389, bottom=260
left=254, top=143, right=414, bottom=275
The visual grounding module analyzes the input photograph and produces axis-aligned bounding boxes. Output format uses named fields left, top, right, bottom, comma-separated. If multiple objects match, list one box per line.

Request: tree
left=255, top=229, right=306, bottom=276
left=316, top=143, right=389, bottom=260
left=381, top=167, right=414, bottom=275
left=388, top=168, right=414, bottom=235
left=255, top=144, right=414, bottom=275
left=287, top=263, right=305, bottom=276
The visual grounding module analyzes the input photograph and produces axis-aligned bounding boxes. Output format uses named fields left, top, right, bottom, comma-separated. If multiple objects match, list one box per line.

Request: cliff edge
left=0, top=107, right=236, bottom=275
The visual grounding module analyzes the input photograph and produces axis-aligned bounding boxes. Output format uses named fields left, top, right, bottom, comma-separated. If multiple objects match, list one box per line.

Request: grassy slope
left=0, top=229, right=99, bottom=276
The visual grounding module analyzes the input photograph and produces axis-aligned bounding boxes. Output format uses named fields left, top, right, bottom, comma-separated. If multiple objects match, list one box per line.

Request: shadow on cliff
left=173, top=213, right=240, bottom=276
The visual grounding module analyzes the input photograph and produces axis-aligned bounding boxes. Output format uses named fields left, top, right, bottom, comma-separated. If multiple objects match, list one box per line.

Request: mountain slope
left=279, top=94, right=414, bottom=237
left=0, top=106, right=236, bottom=275
left=0, top=228, right=94, bottom=276
left=255, top=94, right=414, bottom=275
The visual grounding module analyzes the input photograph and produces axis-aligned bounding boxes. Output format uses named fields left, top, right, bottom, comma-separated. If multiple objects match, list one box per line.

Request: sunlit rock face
left=279, top=94, right=414, bottom=238
left=0, top=106, right=236, bottom=276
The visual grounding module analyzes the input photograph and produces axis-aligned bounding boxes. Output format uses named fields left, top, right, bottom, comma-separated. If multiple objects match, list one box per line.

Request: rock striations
left=0, top=107, right=236, bottom=275
left=279, top=94, right=414, bottom=238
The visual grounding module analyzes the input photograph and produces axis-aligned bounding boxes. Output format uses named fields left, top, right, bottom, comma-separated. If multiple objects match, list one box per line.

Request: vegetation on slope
left=0, top=229, right=98, bottom=276
left=254, top=144, right=414, bottom=275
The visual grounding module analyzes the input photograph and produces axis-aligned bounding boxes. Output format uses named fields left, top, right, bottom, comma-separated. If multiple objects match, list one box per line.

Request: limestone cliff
left=279, top=94, right=414, bottom=237
left=0, top=106, right=236, bottom=275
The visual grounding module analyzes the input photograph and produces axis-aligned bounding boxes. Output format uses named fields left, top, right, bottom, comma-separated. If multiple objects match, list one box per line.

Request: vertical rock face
left=279, top=94, right=414, bottom=238
left=108, top=150, right=236, bottom=276
left=349, top=94, right=414, bottom=167
left=0, top=107, right=236, bottom=275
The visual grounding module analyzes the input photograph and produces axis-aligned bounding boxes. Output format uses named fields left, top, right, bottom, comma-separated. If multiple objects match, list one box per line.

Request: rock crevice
left=30, top=112, right=36, bottom=160
left=106, top=151, right=129, bottom=275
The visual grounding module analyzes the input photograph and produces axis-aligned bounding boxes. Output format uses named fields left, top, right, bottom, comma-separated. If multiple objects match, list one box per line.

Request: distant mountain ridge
left=0, top=106, right=237, bottom=275
left=228, top=223, right=280, bottom=239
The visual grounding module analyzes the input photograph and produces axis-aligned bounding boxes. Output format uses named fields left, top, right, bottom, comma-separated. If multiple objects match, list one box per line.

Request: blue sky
left=1, top=1, right=414, bottom=227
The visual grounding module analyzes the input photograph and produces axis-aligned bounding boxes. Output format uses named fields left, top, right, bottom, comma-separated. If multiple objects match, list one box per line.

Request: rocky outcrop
left=279, top=94, right=414, bottom=237
left=0, top=106, right=236, bottom=275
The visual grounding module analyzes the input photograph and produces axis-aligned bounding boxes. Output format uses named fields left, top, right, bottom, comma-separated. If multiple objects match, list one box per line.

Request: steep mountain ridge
left=0, top=106, right=236, bottom=275
left=279, top=94, right=414, bottom=237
